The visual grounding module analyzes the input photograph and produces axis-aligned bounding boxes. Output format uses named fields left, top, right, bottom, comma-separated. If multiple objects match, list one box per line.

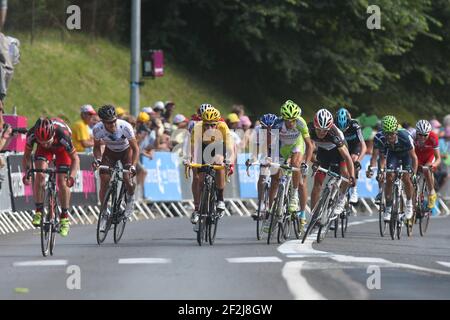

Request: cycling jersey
left=413, top=130, right=439, bottom=165
left=272, top=117, right=309, bottom=159
left=342, top=119, right=364, bottom=155
left=26, top=118, right=75, bottom=168
left=190, top=121, right=231, bottom=145
left=308, top=123, right=346, bottom=151
left=92, top=119, right=135, bottom=152
left=384, top=129, right=414, bottom=154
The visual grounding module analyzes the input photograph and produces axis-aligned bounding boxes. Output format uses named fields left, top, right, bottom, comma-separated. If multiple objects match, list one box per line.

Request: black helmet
left=98, top=105, right=117, bottom=121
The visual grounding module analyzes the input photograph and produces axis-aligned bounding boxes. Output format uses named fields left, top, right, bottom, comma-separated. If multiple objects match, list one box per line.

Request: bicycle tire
left=208, top=191, right=218, bottom=245
left=97, top=187, right=114, bottom=245
left=389, top=187, right=399, bottom=240
left=378, top=189, right=388, bottom=237
left=49, top=196, right=59, bottom=256
left=197, top=186, right=209, bottom=246
left=256, top=186, right=269, bottom=241
left=41, top=189, right=53, bottom=257
left=268, top=184, right=284, bottom=245
left=114, top=184, right=127, bottom=244
left=419, top=181, right=430, bottom=236
left=317, top=190, right=334, bottom=243
left=334, top=215, right=338, bottom=238
left=397, top=194, right=404, bottom=240
left=293, top=214, right=301, bottom=239
left=301, top=188, right=330, bottom=244
left=341, top=198, right=349, bottom=238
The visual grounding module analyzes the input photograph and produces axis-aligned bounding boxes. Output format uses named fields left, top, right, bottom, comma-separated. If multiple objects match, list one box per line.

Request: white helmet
left=199, top=103, right=213, bottom=115
left=314, top=108, right=334, bottom=129
left=416, top=120, right=432, bottom=135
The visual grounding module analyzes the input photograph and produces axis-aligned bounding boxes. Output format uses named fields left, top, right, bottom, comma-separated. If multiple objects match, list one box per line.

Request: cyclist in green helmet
left=270, top=100, right=314, bottom=230
left=378, top=115, right=418, bottom=222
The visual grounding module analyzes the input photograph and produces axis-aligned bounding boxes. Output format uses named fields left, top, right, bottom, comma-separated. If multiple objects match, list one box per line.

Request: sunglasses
left=417, top=133, right=428, bottom=137
left=204, top=123, right=218, bottom=128
left=103, top=119, right=117, bottom=125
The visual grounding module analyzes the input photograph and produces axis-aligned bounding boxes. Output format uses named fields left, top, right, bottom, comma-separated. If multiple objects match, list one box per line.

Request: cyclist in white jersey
left=92, top=105, right=139, bottom=219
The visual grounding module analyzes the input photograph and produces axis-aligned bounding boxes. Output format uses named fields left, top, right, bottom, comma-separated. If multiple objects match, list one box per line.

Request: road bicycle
left=96, top=164, right=130, bottom=245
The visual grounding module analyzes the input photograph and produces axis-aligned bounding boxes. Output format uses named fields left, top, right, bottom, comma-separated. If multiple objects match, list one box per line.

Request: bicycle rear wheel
left=114, top=185, right=127, bottom=244
left=256, top=186, right=270, bottom=241
left=419, top=183, right=430, bottom=236
left=97, top=187, right=114, bottom=245
left=397, top=197, right=404, bottom=240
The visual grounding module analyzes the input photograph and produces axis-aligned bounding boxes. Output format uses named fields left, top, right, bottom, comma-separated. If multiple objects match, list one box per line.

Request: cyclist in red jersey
left=22, top=117, right=80, bottom=237
left=414, top=120, right=441, bottom=209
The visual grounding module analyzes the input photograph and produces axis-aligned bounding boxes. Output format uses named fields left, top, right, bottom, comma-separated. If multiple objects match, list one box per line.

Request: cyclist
left=271, top=100, right=313, bottom=229
left=309, top=109, right=356, bottom=216
left=377, top=115, right=418, bottom=221
left=92, top=105, right=139, bottom=225
left=336, top=107, right=367, bottom=204
left=188, top=106, right=235, bottom=227
left=413, top=120, right=441, bottom=209
left=22, top=117, right=80, bottom=237
left=247, top=113, right=279, bottom=218
left=366, top=126, right=387, bottom=204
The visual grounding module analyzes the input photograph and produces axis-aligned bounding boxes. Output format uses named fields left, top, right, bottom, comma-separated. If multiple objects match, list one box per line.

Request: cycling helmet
left=260, top=113, right=278, bottom=128
left=199, top=103, right=213, bottom=115
left=280, top=100, right=301, bottom=120
left=336, top=107, right=351, bottom=131
left=98, top=105, right=117, bottom=121
left=381, top=115, right=398, bottom=133
left=416, top=119, right=432, bottom=135
left=313, top=109, right=334, bottom=129
left=202, top=107, right=221, bottom=123
left=34, top=117, right=55, bottom=142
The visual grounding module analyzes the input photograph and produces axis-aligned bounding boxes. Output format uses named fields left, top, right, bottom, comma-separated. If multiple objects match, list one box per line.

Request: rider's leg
left=289, top=152, right=301, bottom=212
left=311, top=172, right=325, bottom=211
left=269, top=171, right=281, bottom=208
left=214, top=155, right=226, bottom=211
left=424, top=164, right=437, bottom=208
left=350, top=153, right=360, bottom=203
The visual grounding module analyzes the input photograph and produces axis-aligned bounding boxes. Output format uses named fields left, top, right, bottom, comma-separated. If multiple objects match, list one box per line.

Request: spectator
left=226, top=113, right=242, bottom=148
left=430, top=118, right=442, bottom=137
left=240, top=115, right=253, bottom=151
left=163, top=101, right=176, bottom=122
left=232, top=104, right=245, bottom=118
left=116, top=106, right=127, bottom=119
left=171, top=114, right=189, bottom=152
left=443, top=114, right=450, bottom=128
left=153, top=101, right=165, bottom=119
left=72, top=104, right=96, bottom=153
left=436, top=127, right=450, bottom=191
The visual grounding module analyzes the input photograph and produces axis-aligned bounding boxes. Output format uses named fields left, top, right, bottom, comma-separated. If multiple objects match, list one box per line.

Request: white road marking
left=282, top=261, right=326, bottom=300
left=118, top=258, right=171, bottom=264
left=226, top=257, right=282, bottom=263
left=13, top=260, right=68, bottom=267
left=331, top=255, right=391, bottom=264
left=436, top=261, right=450, bottom=268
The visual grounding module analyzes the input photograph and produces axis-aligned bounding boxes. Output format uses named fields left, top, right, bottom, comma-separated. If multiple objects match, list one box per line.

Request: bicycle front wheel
left=208, top=192, right=218, bottom=245
left=97, top=187, right=114, bottom=245
left=197, top=187, right=210, bottom=246
left=256, top=186, right=270, bottom=241
left=268, top=184, right=284, bottom=245
left=41, top=189, right=55, bottom=257
left=114, top=185, right=127, bottom=244
left=301, top=188, right=330, bottom=244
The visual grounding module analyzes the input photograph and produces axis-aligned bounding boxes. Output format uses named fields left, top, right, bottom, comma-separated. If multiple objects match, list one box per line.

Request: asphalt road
left=1, top=213, right=450, bottom=300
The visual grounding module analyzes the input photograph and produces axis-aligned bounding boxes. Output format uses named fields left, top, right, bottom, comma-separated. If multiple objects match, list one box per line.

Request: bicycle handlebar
left=27, top=167, right=69, bottom=178
left=98, top=165, right=131, bottom=173
left=315, top=166, right=350, bottom=183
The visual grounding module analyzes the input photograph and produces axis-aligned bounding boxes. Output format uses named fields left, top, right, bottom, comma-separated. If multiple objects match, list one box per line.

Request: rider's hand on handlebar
left=311, top=162, right=319, bottom=173
left=349, top=176, right=356, bottom=187
left=300, top=162, right=308, bottom=175
left=128, top=165, right=137, bottom=177
left=22, top=174, right=31, bottom=186
left=92, top=159, right=101, bottom=170
left=354, top=161, right=361, bottom=171
left=366, top=166, right=374, bottom=178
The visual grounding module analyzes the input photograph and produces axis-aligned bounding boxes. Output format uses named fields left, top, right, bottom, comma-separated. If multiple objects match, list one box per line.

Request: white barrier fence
left=0, top=197, right=449, bottom=236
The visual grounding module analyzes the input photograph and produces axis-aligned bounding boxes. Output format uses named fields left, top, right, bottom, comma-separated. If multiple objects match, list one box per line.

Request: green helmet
left=382, top=115, right=398, bottom=133
left=280, top=100, right=301, bottom=120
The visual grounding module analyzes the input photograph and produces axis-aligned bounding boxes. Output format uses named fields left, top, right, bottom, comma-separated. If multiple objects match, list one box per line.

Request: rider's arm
left=304, top=136, right=314, bottom=164
left=69, top=150, right=80, bottom=179
left=22, top=144, right=33, bottom=172
left=129, top=138, right=139, bottom=166
left=338, top=145, right=355, bottom=178
left=409, top=147, right=418, bottom=173
left=369, top=148, right=379, bottom=168
left=93, top=139, right=102, bottom=162
left=432, top=148, right=441, bottom=168
left=358, top=139, right=367, bottom=162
